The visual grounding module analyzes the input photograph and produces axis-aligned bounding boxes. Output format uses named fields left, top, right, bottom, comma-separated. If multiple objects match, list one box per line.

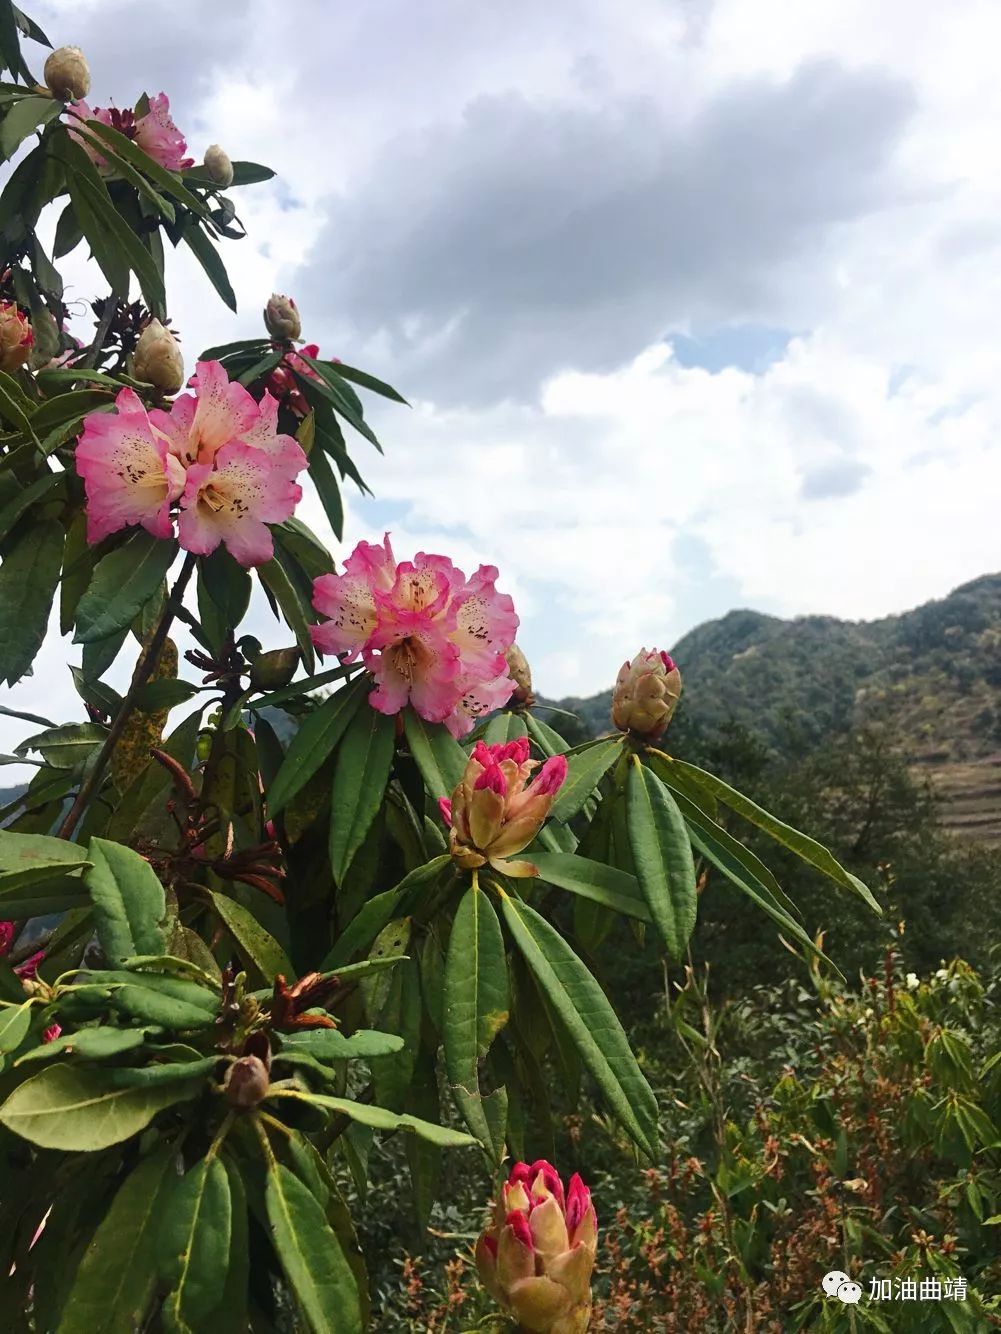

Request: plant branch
left=57, top=551, right=198, bottom=841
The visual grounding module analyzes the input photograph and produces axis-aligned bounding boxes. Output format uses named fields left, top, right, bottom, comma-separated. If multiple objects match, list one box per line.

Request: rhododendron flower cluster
left=311, top=535, right=518, bottom=736
left=476, top=1160, right=597, bottom=1334
left=72, top=93, right=193, bottom=172
left=611, top=647, right=682, bottom=740
left=440, top=738, right=568, bottom=875
left=76, top=360, right=306, bottom=566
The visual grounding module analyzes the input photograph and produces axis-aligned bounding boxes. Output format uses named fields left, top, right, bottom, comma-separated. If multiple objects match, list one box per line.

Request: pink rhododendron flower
left=77, top=361, right=307, bottom=566
left=72, top=93, right=193, bottom=172
left=311, top=535, right=518, bottom=735
left=42, top=1024, right=62, bottom=1044
left=178, top=441, right=303, bottom=567
left=0, top=921, right=15, bottom=955
left=76, top=387, right=186, bottom=543
left=13, top=950, right=45, bottom=980
left=266, top=345, right=343, bottom=419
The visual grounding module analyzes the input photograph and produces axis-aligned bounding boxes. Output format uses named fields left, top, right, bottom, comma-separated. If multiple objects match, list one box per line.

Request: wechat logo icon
left=823, top=1271, right=862, bottom=1305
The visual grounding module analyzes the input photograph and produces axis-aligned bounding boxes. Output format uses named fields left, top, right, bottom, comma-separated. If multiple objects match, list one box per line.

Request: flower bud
left=249, top=647, right=300, bottom=691
left=0, top=302, right=34, bottom=373
left=506, top=644, right=535, bottom=708
left=43, top=45, right=91, bottom=101
left=611, top=648, right=682, bottom=741
left=264, top=293, right=301, bottom=341
left=476, top=1160, right=597, bottom=1334
left=133, top=318, right=184, bottom=395
left=202, top=143, right=234, bottom=188
left=441, top=739, right=567, bottom=877
left=224, top=1054, right=270, bottom=1107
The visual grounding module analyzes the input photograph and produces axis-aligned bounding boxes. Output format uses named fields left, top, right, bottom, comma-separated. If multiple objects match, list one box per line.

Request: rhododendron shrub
left=0, top=6, right=879, bottom=1330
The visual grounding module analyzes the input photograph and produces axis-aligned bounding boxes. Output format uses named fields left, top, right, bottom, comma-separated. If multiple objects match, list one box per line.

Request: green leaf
left=285, top=1091, right=479, bottom=1147
left=0, top=469, right=63, bottom=544
left=84, top=837, right=167, bottom=963
left=662, top=755, right=882, bottom=912
left=625, top=758, right=697, bottom=959
left=132, top=679, right=199, bottom=713
left=74, top=532, right=177, bottom=644
left=159, top=1156, right=232, bottom=1331
left=73, top=121, right=176, bottom=220
left=0, top=828, right=88, bottom=890
left=306, top=434, right=344, bottom=541
left=16, top=720, right=106, bottom=769
left=258, top=555, right=316, bottom=672
left=265, top=1163, right=363, bottom=1334
left=209, top=890, right=293, bottom=984
left=550, top=735, right=622, bottom=823
left=499, top=891, right=659, bottom=1159
left=197, top=546, right=252, bottom=653
left=66, top=161, right=166, bottom=312
left=0, top=1063, right=200, bottom=1150
left=0, top=518, right=62, bottom=685
left=182, top=222, right=237, bottom=311
left=0, top=1000, right=32, bottom=1053
left=54, top=1146, right=176, bottom=1334
left=250, top=662, right=359, bottom=711
left=528, top=850, right=651, bottom=922
left=444, top=885, right=509, bottom=1157
left=402, top=707, right=468, bottom=801
left=15, top=1025, right=146, bottom=1066
left=319, top=857, right=451, bottom=969
left=83, top=118, right=208, bottom=213
left=228, top=160, right=276, bottom=185
left=324, top=360, right=409, bottom=405
left=524, top=712, right=572, bottom=756
left=0, top=93, right=61, bottom=157
left=329, top=704, right=396, bottom=882
left=278, top=1028, right=405, bottom=1062
left=267, top=676, right=366, bottom=815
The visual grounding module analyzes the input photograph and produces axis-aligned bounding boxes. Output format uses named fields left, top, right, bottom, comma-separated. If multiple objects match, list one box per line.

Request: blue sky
left=2, top=0, right=999, bottom=771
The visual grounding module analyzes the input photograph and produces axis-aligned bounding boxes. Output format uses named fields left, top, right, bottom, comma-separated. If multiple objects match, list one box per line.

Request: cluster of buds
left=43, top=45, right=91, bottom=101
left=611, top=648, right=682, bottom=741
left=0, top=302, right=33, bottom=373
left=264, top=293, right=301, bottom=342
left=440, top=740, right=567, bottom=877
left=476, top=1160, right=597, bottom=1333
left=132, top=318, right=184, bottom=394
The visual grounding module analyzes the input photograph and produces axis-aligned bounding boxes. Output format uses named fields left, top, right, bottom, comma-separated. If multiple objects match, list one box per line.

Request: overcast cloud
left=1, top=0, right=997, bottom=769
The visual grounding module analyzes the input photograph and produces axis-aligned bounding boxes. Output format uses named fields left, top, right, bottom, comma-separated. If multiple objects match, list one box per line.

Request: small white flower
left=906, top=972, right=920, bottom=991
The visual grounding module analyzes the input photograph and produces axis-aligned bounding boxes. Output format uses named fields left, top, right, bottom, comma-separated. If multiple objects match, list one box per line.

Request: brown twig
left=57, top=551, right=197, bottom=840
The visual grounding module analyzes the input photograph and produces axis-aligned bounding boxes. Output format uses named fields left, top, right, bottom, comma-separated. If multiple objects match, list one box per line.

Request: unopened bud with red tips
left=249, top=646, right=300, bottom=691
left=611, top=648, right=682, bottom=741
left=440, top=739, right=567, bottom=877
left=476, top=1160, right=597, bottom=1334
left=0, top=302, right=33, bottom=373
left=133, top=318, right=184, bottom=394
left=506, top=643, right=535, bottom=708
left=43, top=46, right=91, bottom=101
left=264, top=293, right=301, bottom=341
left=203, top=143, right=234, bottom=188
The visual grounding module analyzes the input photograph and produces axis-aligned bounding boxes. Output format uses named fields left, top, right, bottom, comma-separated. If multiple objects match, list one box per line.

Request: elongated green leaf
left=625, top=758, right=697, bottom=959
left=0, top=469, right=62, bottom=544
left=528, top=849, right=651, bottom=922
left=84, top=119, right=208, bottom=212
left=319, top=856, right=450, bottom=969
left=663, top=755, right=882, bottom=912
left=266, top=1164, right=362, bottom=1334
left=279, top=1028, right=405, bottom=1061
left=84, top=837, right=167, bottom=963
left=499, top=892, right=659, bottom=1158
left=74, top=121, right=176, bottom=219
left=0, top=1000, right=31, bottom=1053
left=214, top=1158, right=249, bottom=1334
left=55, top=1146, right=175, bottom=1334
left=285, top=1091, right=478, bottom=1147
left=182, top=221, right=236, bottom=311
left=16, top=1025, right=146, bottom=1065
left=329, top=705, right=396, bottom=882
left=258, top=555, right=316, bottom=671
left=267, top=676, right=366, bottom=814
left=402, top=707, right=468, bottom=800
left=0, top=1063, right=200, bottom=1149
left=67, top=162, right=166, bottom=311
left=0, top=518, right=62, bottom=685
left=159, top=1156, right=232, bottom=1331
left=17, top=720, right=106, bottom=768
left=550, top=736, right=622, bottom=823
left=0, top=93, right=60, bottom=157
left=524, top=712, right=572, bottom=756
left=74, top=533, right=176, bottom=643
left=322, top=360, right=409, bottom=405
left=306, top=433, right=344, bottom=540
left=250, top=662, right=358, bottom=711
left=0, top=828, right=88, bottom=890
left=209, top=890, right=292, bottom=984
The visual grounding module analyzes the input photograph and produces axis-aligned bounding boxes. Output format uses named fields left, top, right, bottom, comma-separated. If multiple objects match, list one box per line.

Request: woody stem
left=57, top=551, right=197, bottom=841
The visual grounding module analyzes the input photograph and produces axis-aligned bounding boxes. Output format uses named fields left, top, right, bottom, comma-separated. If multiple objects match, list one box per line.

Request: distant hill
left=551, top=575, right=1001, bottom=845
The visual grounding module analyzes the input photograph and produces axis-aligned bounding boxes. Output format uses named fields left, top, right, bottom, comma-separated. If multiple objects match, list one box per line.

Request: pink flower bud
left=611, top=647, right=682, bottom=741
left=203, top=143, right=234, bottom=188
left=0, top=921, right=14, bottom=956
left=133, top=318, right=184, bottom=395
left=477, top=1161, right=597, bottom=1333
left=42, top=1024, right=62, bottom=1044
left=441, top=740, right=567, bottom=876
left=44, top=46, right=91, bottom=101
left=264, top=293, right=301, bottom=341
left=0, top=303, right=34, bottom=374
